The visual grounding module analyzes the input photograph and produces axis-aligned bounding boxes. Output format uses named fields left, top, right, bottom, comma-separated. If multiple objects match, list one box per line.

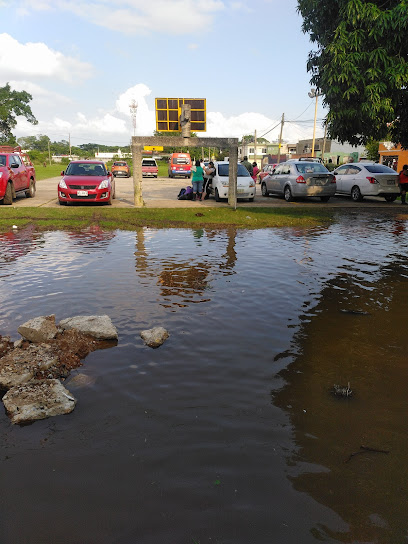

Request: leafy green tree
left=298, top=0, right=408, bottom=147
left=365, top=139, right=380, bottom=161
left=0, top=83, right=37, bottom=144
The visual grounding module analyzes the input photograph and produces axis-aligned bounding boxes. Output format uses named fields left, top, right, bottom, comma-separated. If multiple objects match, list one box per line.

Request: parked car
left=168, top=152, right=191, bottom=178
left=0, top=146, right=36, bottom=205
left=142, top=158, right=158, bottom=178
left=58, top=161, right=115, bottom=205
left=261, top=160, right=336, bottom=202
left=207, top=161, right=256, bottom=202
left=258, top=163, right=277, bottom=183
left=111, top=161, right=130, bottom=177
left=333, top=162, right=399, bottom=202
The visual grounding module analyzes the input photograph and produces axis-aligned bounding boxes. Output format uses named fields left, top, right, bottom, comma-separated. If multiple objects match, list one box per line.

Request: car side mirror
left=61, top=171, right=65, bottom=175
left=10, top=163, right=19, bottom=168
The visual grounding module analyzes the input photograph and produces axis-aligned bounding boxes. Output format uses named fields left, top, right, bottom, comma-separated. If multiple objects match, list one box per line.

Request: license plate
left=77, top=190, right=88, bottom=196
left=237, top=189, right=245, bottom=193
left=387, top=180, right=396, bottom=185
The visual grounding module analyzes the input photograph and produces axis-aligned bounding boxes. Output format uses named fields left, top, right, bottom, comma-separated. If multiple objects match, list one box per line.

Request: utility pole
left=277, top=113, right=285, bottom=164
left=254, top=129, right=257, bottom=167
left=308, top=88, right=320, bottom=157
left=321, top=121, right=327, bottom=162
left=48, top=140, right=51, bottom=165
left=69, top=133, right=71, bottom=157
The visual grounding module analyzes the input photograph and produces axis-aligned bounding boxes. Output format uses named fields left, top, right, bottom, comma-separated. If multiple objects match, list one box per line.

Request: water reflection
left=273, top=243, right=408, bottom=542
left=0, top=225, right=45, bottom=266
left=134, top=227, right=238, bottom=308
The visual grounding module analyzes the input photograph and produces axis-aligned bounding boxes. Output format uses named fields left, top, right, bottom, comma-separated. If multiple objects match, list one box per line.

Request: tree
left=240, top=134, right=269, bottom=144
left=0, top=83, right=37, bottom=144
left=365, top=139, right=380, bottom=161
left=297, top=0, right=408, bottom=147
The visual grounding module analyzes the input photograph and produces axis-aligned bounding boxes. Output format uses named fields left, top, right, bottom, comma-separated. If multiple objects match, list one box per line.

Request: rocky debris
left=59, top=315, right=118, bottom=340
left=3, top=379, right=76, bottom=425
left=140, top=326, right=169, bottom=348
left=67, top=373, right=96, bottom=388
left=0, top=344, right=58, bottom=390
left=0, top=335, right=13, bottom=358
left=18, top=314, right=58, bottom=343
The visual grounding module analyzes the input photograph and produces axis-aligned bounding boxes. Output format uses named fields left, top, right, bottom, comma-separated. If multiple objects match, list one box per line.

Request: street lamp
left=308, top=88, right=320, bottom=157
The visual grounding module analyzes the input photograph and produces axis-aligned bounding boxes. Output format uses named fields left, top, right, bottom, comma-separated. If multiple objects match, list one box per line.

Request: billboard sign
left=155, top=98, right=206, bottom=132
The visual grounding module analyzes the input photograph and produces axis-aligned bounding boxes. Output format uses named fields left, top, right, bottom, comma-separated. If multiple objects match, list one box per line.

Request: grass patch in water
left=0, top=206, right=334, bottom=232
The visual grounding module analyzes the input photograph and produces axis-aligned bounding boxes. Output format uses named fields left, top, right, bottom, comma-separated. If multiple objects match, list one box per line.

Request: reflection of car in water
left=0, top=225, right=44, bottom=265
left=58, top=161, right=115, bottom=205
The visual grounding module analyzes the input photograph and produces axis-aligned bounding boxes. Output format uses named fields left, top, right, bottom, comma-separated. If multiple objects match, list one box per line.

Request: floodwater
left=0, top=211, right=407, bottom=544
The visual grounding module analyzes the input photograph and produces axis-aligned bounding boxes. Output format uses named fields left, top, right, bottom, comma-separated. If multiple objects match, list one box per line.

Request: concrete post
left=132, top=140, right=143, bottom=207
left=180, top=104, right=191, bottom=138
left=228, top=144, right=238, bottom=209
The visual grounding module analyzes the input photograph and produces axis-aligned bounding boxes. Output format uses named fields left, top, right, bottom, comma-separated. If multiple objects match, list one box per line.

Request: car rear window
left=218, top=164, right=251, bottom=177
left=114, top=162, right=127, bottom=166
left=365, top=164, right=397, bottom=174
left=296, top=163, right=328, bottom=174
left=0, top=155, right=6, bottom=166
left=174, top=157, right=190, bottom=164
left=142, top=160, right=157, bottom=166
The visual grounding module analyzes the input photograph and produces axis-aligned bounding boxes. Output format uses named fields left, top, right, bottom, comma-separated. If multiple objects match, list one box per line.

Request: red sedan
left=58, top=161, right=115, bottom=205
left=258, top=163, right=277, bottom=183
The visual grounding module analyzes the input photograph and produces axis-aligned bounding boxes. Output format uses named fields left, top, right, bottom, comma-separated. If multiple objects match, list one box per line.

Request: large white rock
left=18, top=315, right=58, bottom=343
left=3, top=379, right=76, bottom=424
left=140, top=327, right=169, bottom=348
left=59, top=315, right=118, bottom=340
left=0, top=344, right=58, bottom=390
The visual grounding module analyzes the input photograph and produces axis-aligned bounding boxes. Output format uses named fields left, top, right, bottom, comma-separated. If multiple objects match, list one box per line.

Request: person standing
left=192, top=159, right=204, bottom=201
left=398, top=164, right=408, bottom=204
left=252, top=162, right=260, bottom=183
left=203, top=161, right=216, bottom=199
left=241, top=156, right=253, bottom=176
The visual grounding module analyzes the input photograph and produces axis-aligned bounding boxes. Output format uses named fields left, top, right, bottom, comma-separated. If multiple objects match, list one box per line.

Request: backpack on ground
left=178, top=186, right=194, bottom=200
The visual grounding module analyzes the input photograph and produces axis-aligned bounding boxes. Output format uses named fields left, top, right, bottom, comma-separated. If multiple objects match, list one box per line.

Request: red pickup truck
left=0, top=146, right=36, bottom=204
left=142, top=158, right=158, bottom=178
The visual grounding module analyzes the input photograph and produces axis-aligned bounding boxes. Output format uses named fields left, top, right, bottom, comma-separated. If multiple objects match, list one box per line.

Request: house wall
left=379, top=143, right=408, bottom=171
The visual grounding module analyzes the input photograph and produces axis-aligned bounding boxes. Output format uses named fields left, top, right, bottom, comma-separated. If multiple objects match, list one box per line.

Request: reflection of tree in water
left=134, top=228, right=238, bottom=308
left=272, top=257, right=408, bottom=543
left=0, top=225, right=45, bottom=266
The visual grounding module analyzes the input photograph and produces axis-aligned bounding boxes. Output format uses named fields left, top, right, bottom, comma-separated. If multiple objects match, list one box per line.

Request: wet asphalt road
left=6, top=175, right=406, bottom=209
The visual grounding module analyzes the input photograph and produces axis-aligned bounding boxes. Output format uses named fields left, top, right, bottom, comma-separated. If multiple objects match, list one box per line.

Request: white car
left=208, top=161, right=256, bottom=202
left=334, top=162, right=400, bottom=202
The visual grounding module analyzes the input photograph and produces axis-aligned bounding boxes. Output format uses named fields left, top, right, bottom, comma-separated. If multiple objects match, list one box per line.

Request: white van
left=208, top=161, right=256, bottom=202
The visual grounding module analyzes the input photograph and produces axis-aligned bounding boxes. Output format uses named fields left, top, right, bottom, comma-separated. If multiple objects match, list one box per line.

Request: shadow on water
left=273, top=226, right=408, bottom=543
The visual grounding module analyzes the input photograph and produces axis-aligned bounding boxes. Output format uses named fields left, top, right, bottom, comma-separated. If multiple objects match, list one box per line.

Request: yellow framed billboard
left=155, top=98, right=206, bottom=132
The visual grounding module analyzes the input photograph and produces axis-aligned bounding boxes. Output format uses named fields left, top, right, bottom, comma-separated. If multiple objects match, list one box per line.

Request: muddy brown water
left=0, top=211, right=407, bottom=544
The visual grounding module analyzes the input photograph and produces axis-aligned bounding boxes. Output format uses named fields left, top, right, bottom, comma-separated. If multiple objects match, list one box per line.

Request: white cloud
left=17, top=0, right=226, bottom=35
left=0, top=33, right=93, bottom=84
left=14, top=82, right=322, bottom=145
left=188, top=43, right=199, bottom=50
left=9, top=80, right=72, bottom=105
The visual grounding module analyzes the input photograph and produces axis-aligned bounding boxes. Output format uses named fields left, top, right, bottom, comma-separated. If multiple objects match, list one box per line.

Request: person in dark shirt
left=241, top=156, right=253, bottom=175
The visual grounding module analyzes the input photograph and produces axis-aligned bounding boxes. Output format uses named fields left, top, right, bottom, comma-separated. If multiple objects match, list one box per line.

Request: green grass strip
left=0, top=207, right=335, bottom=232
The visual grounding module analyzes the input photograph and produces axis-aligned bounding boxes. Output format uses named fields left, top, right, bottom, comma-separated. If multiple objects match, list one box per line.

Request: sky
left=0, top=0, right=327, bottom=147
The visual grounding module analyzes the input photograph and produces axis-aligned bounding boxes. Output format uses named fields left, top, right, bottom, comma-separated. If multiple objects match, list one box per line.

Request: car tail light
left=367, top=176, right=378, bottom=184
left=331, top=176, right=336, bottom=183
left=296, top=175, right=306, bottom=183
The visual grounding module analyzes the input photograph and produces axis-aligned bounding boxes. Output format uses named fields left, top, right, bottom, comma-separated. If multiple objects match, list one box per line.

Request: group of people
left=241, top=156, right=260, bottom=182
left=191, top=159, right=215, bottom=201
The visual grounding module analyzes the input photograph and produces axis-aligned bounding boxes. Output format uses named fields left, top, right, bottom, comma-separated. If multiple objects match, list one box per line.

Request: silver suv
left=261, top=160, right=336, bottom=202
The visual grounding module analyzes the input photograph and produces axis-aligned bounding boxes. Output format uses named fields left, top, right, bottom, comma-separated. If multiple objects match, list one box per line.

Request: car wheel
left=261, top=183, right=268, bottom=197
left=351, top=185, right=363, bottom=202
left=3, top=182, right=13, bottom=205
left=320, top=196, right=330, bottom=202
left=25, top=179, right=35, bottom=198
left=284, top=185, right=293, bottom=202
left=384, top=194, right=397, bottom=202
left=215, top=188, right=221, bottom=202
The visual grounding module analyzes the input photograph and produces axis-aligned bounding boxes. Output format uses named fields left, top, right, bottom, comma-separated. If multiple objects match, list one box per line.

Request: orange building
left=379, top=142, right=408, bottom=171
